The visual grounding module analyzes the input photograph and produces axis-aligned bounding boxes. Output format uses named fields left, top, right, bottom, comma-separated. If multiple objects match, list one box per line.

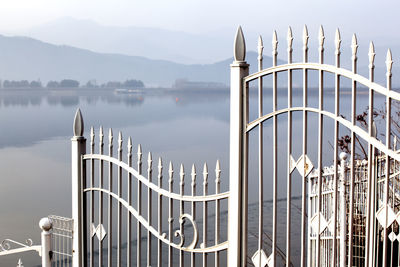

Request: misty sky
left=0, top=0, right=399, bottom=42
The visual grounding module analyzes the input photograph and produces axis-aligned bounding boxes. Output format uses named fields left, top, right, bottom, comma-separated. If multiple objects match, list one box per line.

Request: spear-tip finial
left=118, top=131, right=123, bottom=148
left=158, top=157, right=163, bottom=173
left=334, top=28, right=341, bottom=52
left=148, top=151, right=152, bottom=167
left=127, top=136, right=132, bottom=153
left=179, top=163, right=185, bottom=182
left=351, top=34, right=358, bottom=57
left=257, top=35, right=264, bottom=59
left=191, top=164, right=196, bottom=180
left=108, top=128, right=113, bottom=144
left=234, top=26, right=246, bottom=62
left=287, top=26, right=293, bottom=50
left=368, top=41, right=376, bottom=67
left=272, top=30, right=278, bottom=53
left=215, top=159, right=221, bottom=180
left=203, top=162, right=208, bottom=183
left=168, top=161, right=174, bottom=183
left=318, top=25, right=325, bottom=48
left=303, top=25, right=309, bottom=47
left=90, top=126, right=95, bottom=143
left=386, top=49, right=393, bottom=75
left=137, top=144, right=142, bottom=160
left=73, top=108, right=84, bottom=137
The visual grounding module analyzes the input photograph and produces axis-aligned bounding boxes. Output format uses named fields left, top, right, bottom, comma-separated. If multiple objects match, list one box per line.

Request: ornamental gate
left=69, top=26, right=400, bottom=267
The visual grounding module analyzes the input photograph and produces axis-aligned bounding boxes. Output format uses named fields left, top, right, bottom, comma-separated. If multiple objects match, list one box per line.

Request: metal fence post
left=39, top=217, right=53, bottom=267
left=228, top=26, right=249, bottom=267
left=71, top=109, right=86, bottom=267
left=339, top=152, right=347, bottom=267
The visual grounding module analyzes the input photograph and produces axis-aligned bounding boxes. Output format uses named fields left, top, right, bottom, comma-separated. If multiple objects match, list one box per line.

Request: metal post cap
left=39, top=217, right=53, bottom=231
left=339, top=152, right=348, bottom=161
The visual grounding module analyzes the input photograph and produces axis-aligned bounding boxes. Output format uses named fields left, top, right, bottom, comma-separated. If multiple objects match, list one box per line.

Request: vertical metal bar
left=168, top=162, right=174, bottom=267
left=215, top=161, right=221, bottom=267
left=228, top=26, right=248, bottom=267
left=191, top=165, right=197, bottom=267
left=203, top=163, right=209, bottom=267
left=316, top=25, right=325, bottom=267
left=179, top=164, right=185, bottom=267
left=108, top=129, right=113, bottom=267
left=366, top=41, right=375, bottom=267
left=286, top=27, right=293, bottom=267
left=99, top=126, right=104, bottom=267
left=383, top=49, right=393, bottom=267
left=71, top=109, right=86, bottom=267
left=90, top=128, right=95, bottom=267
left=333, top=28, right=341, bottom=267
left=340, top=153, right=347, bottom=267
left=137, top=145, right=143, bottom=267
left=272, top=30, right=278, bottom=267
left=158, top=158, right=163, bottom=267
left=127, top=137, right=133, bottom=267
left=147, top=152, right=153, bottom=267
left=302, top=25, right=309, bottom=267
left=257, top=35, right=264, bottom=267
left=348, top=34, right=358, bottom=267
left=117, top=132, right=123, bottom=267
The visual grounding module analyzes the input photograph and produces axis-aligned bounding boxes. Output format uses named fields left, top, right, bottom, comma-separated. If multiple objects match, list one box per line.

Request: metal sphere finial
left=39, top=217, right=53, bottom=232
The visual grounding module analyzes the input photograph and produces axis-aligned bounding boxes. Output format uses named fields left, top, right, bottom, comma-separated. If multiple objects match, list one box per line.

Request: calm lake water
left=0, top=87, right=384, bottom=266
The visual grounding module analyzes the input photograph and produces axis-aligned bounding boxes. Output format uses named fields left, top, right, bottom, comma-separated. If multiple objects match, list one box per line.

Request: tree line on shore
left=0, top=79, right=145, bottom=89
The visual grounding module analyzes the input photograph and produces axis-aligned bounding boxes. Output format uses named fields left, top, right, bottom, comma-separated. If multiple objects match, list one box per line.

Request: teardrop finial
left=287, top=26, right=293, bottom=51
left=368, top=41, right=376, bottom=67
left=234, top=26, right=246, bottom=62
left=386, top=49, right=393, bottom=75
left=334, top=28, right=341, bottom=53
left=318, top=25, right=325, bottom=48
left=168, top=161, right=174, bottom=183
left=73, top=108, right=84, bottom=137
left=351, top=34, right=358, bottom=57
left=158, top=157, right=163, bottom=176
left=302, top=25, right=309, bottom=47
left=191, top=164, right=196, bottom=181
left=257, top=35, right=264, bottom=59
left=272, top=30, right=278, bottom=54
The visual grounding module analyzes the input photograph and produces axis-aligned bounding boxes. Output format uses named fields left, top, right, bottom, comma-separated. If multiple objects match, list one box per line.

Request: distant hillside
left=0, top=34, right=282, bottom=87
left=0, top=34, right=397, bottom=88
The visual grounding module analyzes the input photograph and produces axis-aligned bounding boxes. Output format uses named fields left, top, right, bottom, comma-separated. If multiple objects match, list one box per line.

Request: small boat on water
left=114, top=88, right=141, bottom=94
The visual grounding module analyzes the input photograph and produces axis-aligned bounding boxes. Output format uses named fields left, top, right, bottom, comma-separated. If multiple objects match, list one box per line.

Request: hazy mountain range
left=0, top=17, right=398, bottom=88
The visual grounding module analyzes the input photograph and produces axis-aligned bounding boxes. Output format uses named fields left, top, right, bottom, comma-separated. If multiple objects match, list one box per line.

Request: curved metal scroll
left=84, top=187, right=228, bottom=253
left=0, top=238, right=41, bottom=256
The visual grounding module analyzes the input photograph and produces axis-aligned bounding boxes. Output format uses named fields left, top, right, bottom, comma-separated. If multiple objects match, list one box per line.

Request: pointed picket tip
left=302, top=25, right=309, bottom=47
left=179, top=163, right=185, bottom=180
left=234, top=26, right=246, bottom=62
left=127, top=136, right=132, bottom=150
left=318, top=25, right=325, bottom=47
left=168, top=161, right=174, bottom=180
left=73, top=108, right=84, bottom=137
left=137, top=144, right=142, bottom=158
left=287, top=26, right=293, bottom=49
left=369, top=41, right=376, bottom=65
left=148, top=151, right=152, bottom=165
left=90, top=126, right=95, bottom=142
left=191, top=164, right=197, bottom=178
left=108, top=128, right=114, bottom=145
left=99, top=126, right=104, bottom=143
left=272, top=30, right=278, bottom=51
left=203, top=162, right=209, bottom=177
left=351, top=34, right=358, bottom=56
left=257, top=35, right=264, bottom=57
left=158, top=157, right=163, bottom=169
left=334, top=28, right=341, bottom=51
left=215, top=159, right=221, bottom=179
left=386, top=49, right=393, bottom=74
left=118, top=131, right=123, bottom=147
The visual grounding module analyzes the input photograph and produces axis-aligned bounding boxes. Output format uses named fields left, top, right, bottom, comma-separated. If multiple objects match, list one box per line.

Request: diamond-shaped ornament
left=296, top=155, right=314, bottom=177
left=289, top=155, right=297, bottom=174
left=251, top=249, right=269, bottom=267
left=376, top=205, right=396, bottom=228
left=90, top=223, right=107, bottom=241
left=310, top=212, right=328, bottom=234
